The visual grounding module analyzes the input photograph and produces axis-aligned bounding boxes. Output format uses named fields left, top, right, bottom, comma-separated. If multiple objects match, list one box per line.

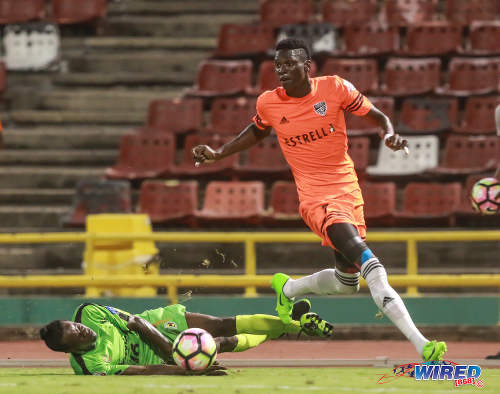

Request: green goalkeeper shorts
left=137, top=304, right=189, bottom=344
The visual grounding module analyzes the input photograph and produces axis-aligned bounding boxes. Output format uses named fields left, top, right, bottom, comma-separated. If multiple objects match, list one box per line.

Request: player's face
left=274, top=49, right=310, bottom=90
left=60, top=321, right=97, bottom=353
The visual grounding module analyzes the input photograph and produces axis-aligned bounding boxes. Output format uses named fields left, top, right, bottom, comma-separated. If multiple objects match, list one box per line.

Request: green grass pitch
left=0, top=367, right=499, bottom=394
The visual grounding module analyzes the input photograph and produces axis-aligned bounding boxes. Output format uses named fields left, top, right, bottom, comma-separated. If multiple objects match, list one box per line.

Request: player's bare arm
left=363, top=106, right=408, bottom=153
left=121, top=363, right=227, bottom=376
left=192, top=123, right=271, bottom=165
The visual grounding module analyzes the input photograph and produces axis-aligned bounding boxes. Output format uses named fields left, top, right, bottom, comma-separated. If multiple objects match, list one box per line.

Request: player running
left=192, top=38, right=446, bottom=362
left=40, top=300, right=332, bottom=375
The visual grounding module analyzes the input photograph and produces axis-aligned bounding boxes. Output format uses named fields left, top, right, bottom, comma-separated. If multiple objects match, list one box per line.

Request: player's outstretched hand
left=186, top=363, right=228, bottom=376
left=192, top=145, right=219, bottom=167
left=384, top=133, right=409, bottom=155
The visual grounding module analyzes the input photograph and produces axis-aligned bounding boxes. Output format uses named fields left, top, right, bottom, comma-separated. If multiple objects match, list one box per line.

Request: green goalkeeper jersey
left=69, top=303, right=187, bottom=375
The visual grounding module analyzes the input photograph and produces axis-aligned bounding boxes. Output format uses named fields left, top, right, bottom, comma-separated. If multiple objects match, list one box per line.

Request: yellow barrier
left=0, top=230, right=498, bottom=301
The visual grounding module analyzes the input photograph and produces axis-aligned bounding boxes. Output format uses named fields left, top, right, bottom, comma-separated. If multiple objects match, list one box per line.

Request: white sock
left=361, top=258, right=429, bottom=355
left=283, top=269, right=360, bottom=297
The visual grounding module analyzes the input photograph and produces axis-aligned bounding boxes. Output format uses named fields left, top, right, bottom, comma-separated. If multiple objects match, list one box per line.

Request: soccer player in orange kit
left=193, top=38, right=446, bottom=361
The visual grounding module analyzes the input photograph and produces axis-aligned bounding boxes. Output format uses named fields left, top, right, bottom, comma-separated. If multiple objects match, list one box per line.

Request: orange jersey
left=253, top=75, right=372, bottom=203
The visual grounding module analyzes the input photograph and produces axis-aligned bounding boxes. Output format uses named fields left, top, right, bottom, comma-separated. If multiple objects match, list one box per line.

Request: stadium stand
left=259, top=0, right=314, bottom=28
left=367, top=135, right=439, bottom=177
left=143, top=98, right=203, bottom=135
left=429, top=135, right=499, bottom=176
left=467, top=20, right=500, bottom=55
left=321, top=58, right=378, bottom=94
left=0, top=62, right=6, bottom=94
left=398, top=97, right=458, bottom=133
left=347, top=137, right=370, bottom=173
left=255, top=59, right=317, bottom=94
left=383, top=0, right=439, bottom=26
left=138, top=180, right=198, bottom=225
left=196, top=181, right=266, bottom=224
left=63, top=178, right=132, bottom=227
left=52, top=0, right=108, bottom=24
left=322, top=0, right=378, bottom=27
left=343, top=23, right=399, bottom=56
left=451, top=96, right=500, bottom=134
left=394, top=182, right=462, bottom=226
left=276, top=23, right=338, bottom=55
left=267, top=181, right=303, bottom=226
left=345, top=97, right=394, bottom=136
left=105, top=133, right=176, bottom=180
left=187, top=59, right=253, bottom=97
left=437, top=57, right=499, bottom=96
left=446, top=0, right=499, bottom=24
left=0, top=0, right=45, bottom=24
left=207, top=97, right=257, bottom=136
left=215, top=24, right=275, bottom=58
left=381, top=58, right=441, bottom=96
left=360, top=181, right=396, bottom=226
left=399, top=21, right=463, bottom=56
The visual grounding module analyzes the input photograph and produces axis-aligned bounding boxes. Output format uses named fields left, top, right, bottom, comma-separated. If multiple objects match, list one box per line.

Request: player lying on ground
left=193, top=38, right=446, bottom=362
left=40, top=300, right=331, bottom=376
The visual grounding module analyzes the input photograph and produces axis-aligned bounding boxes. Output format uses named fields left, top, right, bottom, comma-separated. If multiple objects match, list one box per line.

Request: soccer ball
left=470, top=177, right=500, bottom=215
left=172, top=328, right=217, bottom=370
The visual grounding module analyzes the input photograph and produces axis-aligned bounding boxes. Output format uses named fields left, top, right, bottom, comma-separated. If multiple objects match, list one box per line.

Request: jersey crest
left=313, top=101, right=327, bottom=117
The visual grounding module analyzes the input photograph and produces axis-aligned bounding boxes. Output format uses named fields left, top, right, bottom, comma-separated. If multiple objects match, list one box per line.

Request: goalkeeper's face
left=60, top=321, right=97, bottom=353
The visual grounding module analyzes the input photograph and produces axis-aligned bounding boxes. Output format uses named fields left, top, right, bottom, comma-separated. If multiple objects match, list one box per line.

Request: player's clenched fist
left=384, top=133, right=409, bottom=155
left=192, top=145, right=219, bottom=167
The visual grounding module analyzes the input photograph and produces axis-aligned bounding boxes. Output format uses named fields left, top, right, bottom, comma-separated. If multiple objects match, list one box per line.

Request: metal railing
left=0, top=230, right=499, bottom=303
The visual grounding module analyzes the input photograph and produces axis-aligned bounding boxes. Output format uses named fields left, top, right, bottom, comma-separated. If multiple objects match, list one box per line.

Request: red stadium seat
left=452, top=96, right=500, bottom=134
left=144, top=98, right=203, bottom=135
left=400, top=22, right=463, bottom=56
left=255, top=60, right=317, bottom=94
left=260, top=0, right=314, bottom=28
left=321, top=58, right=378, bottom=94
left=343, top=23, right=399, bottom=56
left=446, top=0, right=499, bottom=24
left=235, top=135, right=290, bottom=178
left=345, top=97, right=394, bottom=136
left=395, top=182, right=461, bottom=226
left=207, top=97, right=257, bottom=136
left=138, top=180, right=198, bottom=225
left=52, top=0, right=107, bottom=24
left=215, top=24, right=275, bottom=57
left=360, top=182, right=396, bottom=226
left=467, top=21, right=500, bottom=55
left=188, top=60, right=253, bottom=97
left=429, top=135, right=499, bottom=176
left=268, top=181, right=303, bottom=225
left=106, top=133, right=176, bottom=180
left=323, top=0, right=378, bottom=28
left=172, top=133, right=238, bottom=177
left=347, top=137, right=370, bottom=172
left=0, top=62, right=6, bottom=94
left=63, top=179, right=132, bottom=227
left=0, top=0, right=45, bottom=24
left=384, top=0, right=439, bottom=26
left=381, top=58, right=441, bottom=96
left=437, top=57, right=499, bottom=96
left=398, top=97, right=458, bottom=133
left=196, top=181, right=266, bottom=224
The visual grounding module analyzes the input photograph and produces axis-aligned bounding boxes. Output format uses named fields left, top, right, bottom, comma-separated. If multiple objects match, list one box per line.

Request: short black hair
left=275, top=38, right=311, bottom=60
left=40, top=320, right=68, bottom=352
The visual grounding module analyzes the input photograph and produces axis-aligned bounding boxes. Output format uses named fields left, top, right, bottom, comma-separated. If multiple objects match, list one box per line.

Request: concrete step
left=10, top=110, right=145, bottom=125
left=65, top=50, right=208, bottom=74
left=0, top=150, right=117, bottom=166
left=4, top=127, right=128, bottom=149
left=0, top=189, right=75, bottom=205
left=108, top=0, right=258, bottom=15
left=53, top=71, right=194, bottom=87
left=105, top=14, right=254, bottom=37
left=61, top=37, right=216, bottom=51
left=0, top=167, right=105, bottom=188
left=37, top=88, right=181, bottom=112
left=0, top=206, right=69, bottom=228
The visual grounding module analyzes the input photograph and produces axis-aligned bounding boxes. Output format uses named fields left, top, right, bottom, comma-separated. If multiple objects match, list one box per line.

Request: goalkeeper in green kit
left=40, top=301, right=333, bottom=376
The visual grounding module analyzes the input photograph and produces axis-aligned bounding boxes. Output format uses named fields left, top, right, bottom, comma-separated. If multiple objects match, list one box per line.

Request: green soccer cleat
left=271, top=273, right=294, bottom=324
left=300, top=312, right=334, bottom=338
left=291, top=299, right=311, bottom=321
left=422, top=340, right=447, bottom=362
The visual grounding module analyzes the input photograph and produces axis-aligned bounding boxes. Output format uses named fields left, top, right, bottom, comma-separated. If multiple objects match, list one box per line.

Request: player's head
left=40, top=320, right=97, bottom=354
left=274, top=38, right=312, bottom=90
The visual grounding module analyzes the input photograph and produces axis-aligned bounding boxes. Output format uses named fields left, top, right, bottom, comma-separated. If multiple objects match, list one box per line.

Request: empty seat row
left=187, top=57, right=500, bottom=98
left=64, top=178, right=499, bottom=228
left=216, top=20, right=500, bottom=57
left=259, top=0, right=499, bottom=27
left=0, top=0, right=107, bottom=25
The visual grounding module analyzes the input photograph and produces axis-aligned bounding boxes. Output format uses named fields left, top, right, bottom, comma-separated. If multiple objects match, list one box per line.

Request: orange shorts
left=299, top=188, right=366, bottom=250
